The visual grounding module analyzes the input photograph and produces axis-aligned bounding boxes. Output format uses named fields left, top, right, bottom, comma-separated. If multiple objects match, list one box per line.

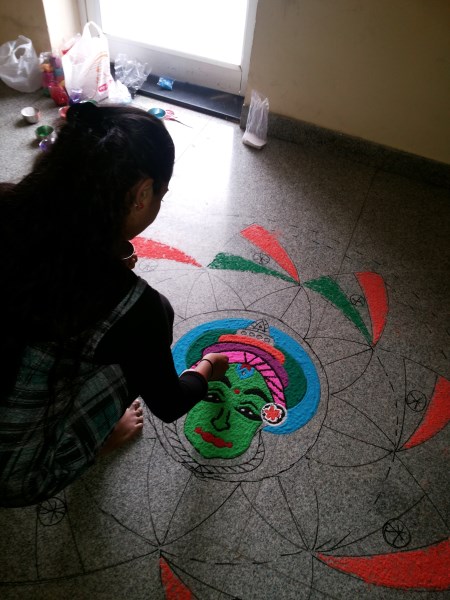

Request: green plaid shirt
left=0, top=278, right=147, bottom=507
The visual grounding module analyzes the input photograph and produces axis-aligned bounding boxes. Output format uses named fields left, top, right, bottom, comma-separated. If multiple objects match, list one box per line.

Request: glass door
left=79, top=0, right=258, bottom=95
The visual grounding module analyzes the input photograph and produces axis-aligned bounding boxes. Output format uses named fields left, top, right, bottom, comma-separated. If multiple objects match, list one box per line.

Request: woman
left=0, top=102, right=228, bottom=507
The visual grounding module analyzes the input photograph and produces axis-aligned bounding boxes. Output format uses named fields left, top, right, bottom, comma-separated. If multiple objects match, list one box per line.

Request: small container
left=21, top=106, right=40, bottom=124
left=38, top=137, right=56, bottom=152
left=49, top=84, right=69, bottom=107
left=148, top=107, right=166, bottom=119
left=68, top=88, right=83, bottom=104
left=35, top=125, right=54, bottom=140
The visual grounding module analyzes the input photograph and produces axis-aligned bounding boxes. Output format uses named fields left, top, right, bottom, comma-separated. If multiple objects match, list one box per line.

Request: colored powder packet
left=157, top=76, right=174, bottom=90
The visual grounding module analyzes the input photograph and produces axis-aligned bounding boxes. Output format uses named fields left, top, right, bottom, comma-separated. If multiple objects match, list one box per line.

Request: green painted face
left=184, top=363, right=271, bottom=459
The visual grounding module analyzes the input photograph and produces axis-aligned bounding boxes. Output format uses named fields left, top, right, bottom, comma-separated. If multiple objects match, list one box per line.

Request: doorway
left=80, top=0, right=258, bottom=95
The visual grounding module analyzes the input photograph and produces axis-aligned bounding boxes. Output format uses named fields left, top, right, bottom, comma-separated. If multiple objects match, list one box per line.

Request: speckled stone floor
left=0, top=81, right=449, bottom=600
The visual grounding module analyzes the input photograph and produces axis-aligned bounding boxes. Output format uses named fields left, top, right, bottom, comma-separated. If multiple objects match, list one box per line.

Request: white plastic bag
left=104, top=79, right=132, bottom=105
left=242, top=90, right=269, bottom=149
left=114, top=53, right=151, bottom=97
left=0, top=36, right=41, bottom=92
left=61, top=22, right=113, bottom=102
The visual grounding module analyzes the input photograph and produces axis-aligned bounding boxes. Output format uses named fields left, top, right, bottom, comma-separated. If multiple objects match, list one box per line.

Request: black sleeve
left=94, top=285, right=207, bottom=422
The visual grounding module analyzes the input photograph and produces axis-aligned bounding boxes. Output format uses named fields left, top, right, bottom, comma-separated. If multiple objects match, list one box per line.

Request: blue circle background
left=173, top=319, right=321, bottom=434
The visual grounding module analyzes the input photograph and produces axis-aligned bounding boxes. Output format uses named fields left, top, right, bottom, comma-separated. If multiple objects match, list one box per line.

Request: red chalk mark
left=317, top=539, right=450, bottom=590
left=132, top=236, right=202, bottom=267
left=195, top=427, right=233, bottom=448
left=240, top=224, right=300, bottom=283
left=160, top=557, right=193, bottom=600
left=403, top=376, right=450, bottom=449
left=356, top=272, right=388, bottom=345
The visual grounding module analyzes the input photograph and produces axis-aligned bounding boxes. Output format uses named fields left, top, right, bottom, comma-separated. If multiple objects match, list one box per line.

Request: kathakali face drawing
left=171, top=315, right=325, bottom=473
left=184, top=363, right=270, bottom=459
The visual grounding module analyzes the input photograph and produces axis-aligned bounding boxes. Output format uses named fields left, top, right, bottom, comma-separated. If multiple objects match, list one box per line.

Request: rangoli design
left=1, top=223, right=448, bottom=599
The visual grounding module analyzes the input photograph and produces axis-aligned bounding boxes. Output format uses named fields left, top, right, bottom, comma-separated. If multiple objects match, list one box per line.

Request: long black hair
left=0, top=103, right=175, bottom=397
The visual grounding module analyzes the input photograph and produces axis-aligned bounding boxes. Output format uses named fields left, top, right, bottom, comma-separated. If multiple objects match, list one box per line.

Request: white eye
left=206, top=393, right=222, bottom=403
left=235, top=406, right=262, bottom=421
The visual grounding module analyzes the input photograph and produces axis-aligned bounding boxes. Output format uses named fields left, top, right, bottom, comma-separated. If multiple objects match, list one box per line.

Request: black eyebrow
left=243, top=387, right=270, bottom=403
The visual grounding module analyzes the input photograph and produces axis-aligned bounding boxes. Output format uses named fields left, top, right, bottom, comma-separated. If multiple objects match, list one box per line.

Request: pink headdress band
left=203, top=342, right=288, bottom=407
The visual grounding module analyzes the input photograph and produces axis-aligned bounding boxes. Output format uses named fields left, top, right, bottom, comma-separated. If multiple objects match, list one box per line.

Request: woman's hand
left=202, top=352, right=229, bottom=381
left=194, top=352, right=229, bottom=382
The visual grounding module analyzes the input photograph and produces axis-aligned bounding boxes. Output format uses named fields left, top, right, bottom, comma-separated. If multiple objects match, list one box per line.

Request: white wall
left=247, top=0, right=450, bottom=164
left=0, top=0, right=80, bottom=53
left=42, top=0, right=81, bottom=51
left=0, top=0, right=50, bottom=53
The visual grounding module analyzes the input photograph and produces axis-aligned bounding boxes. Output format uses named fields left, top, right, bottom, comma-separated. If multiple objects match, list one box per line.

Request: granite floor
left=0, top=81, right=449, bottom=600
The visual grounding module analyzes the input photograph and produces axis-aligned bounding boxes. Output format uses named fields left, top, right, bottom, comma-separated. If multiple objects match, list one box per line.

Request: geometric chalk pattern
left=149, top=224, right=450, bottom=594
left=1, top=223, right=448, bottom=598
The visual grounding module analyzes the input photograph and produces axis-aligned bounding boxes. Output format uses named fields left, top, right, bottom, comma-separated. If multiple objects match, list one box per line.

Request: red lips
left=194, top=427, right=233, bottom=448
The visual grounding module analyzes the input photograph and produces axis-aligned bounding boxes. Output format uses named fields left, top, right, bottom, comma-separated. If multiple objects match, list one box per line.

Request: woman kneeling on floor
left=0, top=103, right=228, bottom=508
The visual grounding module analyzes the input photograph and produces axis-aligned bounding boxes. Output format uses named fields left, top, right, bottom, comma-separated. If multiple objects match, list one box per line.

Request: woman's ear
left=132, top=177, right=154, bottom=210
left=123, top=177, right=156, bottom=239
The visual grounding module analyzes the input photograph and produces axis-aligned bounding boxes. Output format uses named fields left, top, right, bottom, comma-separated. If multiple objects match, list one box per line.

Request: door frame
left=77, top=0, right=258, bottom=95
